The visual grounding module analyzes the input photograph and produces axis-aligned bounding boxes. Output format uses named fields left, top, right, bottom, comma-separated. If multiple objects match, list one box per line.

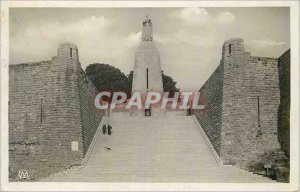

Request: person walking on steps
left=102, top=125, right=107, bottom=135
left=108, top=125, right=112, bottom=136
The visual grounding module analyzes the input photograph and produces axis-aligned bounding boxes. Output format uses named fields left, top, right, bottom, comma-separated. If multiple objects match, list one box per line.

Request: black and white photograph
left=0, top=1, right=299, bottom=191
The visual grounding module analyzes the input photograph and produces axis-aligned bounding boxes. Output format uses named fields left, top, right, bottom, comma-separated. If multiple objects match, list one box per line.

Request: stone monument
left=131, top=16, right=164, bottom=116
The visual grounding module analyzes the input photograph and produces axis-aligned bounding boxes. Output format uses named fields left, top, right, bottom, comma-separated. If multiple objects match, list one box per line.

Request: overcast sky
left=9, top=7, right=290, bottom=91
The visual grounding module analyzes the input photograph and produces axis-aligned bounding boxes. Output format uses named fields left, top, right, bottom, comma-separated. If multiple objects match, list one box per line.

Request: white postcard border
left=1, top=1, right=299, bottom=191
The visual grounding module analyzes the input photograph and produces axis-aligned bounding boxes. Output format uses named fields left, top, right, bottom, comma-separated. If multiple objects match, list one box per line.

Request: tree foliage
left=85, top=63, right=130, bottom=93
left=85, top=64, right=179, bottom=98
left=161, top=71, right=180, bottom=93
left=127, top=70, right=179, bottom=94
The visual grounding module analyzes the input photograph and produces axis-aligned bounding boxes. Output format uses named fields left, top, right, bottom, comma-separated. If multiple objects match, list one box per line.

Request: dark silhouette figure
left=102, top=125, right=107, bottom=135
left=107, top=125, right=112, bottom=135
left=273, top=158, right=278, bottom=180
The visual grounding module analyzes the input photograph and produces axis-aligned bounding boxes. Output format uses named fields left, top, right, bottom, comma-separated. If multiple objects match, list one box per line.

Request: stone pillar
left=131, top=17, right=164, bottom=117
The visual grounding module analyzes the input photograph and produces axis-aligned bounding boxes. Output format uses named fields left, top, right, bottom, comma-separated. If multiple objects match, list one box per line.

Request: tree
left=86, top=64, right=180, bottom=100
left=127, top=70, right=179, bottom=97
left=85, top=63, right=130, bottom=94
left=127, top=71, right=134, bottom=89
left=162, top=71, right=180, bottom=94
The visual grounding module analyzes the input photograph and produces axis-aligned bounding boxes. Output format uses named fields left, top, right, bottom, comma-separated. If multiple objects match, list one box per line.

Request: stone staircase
left=42, top=115, right=275, bottom=182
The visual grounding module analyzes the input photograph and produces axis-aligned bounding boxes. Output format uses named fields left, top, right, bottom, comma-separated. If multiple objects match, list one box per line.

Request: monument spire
left=141, top=15, right=153, bottom=41
left=132, top=16, right=163, bottom=116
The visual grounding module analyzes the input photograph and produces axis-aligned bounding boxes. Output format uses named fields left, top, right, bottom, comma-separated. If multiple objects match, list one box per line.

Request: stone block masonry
left=278, top=49, right=290, bottom=158
left=79, top=69, right=104, bottom=155
left=195, top=63, right=224, bottom=155
left=194, top=38, right=287, bottom=169
left=9, top=42, right=104, bottom=181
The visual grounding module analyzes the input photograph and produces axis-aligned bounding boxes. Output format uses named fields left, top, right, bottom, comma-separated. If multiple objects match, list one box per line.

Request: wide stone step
left=42, top=115, right=274, bottom=183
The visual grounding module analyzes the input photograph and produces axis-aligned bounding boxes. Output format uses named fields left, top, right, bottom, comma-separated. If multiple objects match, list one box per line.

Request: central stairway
left=43, top=115, right=275, bottom=182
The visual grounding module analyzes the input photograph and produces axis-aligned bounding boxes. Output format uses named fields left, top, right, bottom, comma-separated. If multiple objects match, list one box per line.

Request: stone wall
left=195, top=62, right=224, bottom=155
left=278, top=49, right=290, bottom=157
left=9, top=42, right=104, bottom=181
left=79, top=69, right=104, bottom=155
left=194, top=38, right=284, bottom=169
left=221, top=38, right=281, bottom=167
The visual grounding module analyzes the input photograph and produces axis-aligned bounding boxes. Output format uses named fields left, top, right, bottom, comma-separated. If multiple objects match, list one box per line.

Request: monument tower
left=131, top=16, right=164, bottom=116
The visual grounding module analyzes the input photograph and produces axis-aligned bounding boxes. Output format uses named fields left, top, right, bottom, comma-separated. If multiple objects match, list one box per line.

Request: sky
left=9, top=7, right=290, bottom=91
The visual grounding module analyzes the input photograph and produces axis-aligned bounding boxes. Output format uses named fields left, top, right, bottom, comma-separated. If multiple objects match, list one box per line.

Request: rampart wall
left=194, top=38, right=283, bottom=168
left=9, top=43, right=104, bottom=180
left=194, top=63, right=224, bottom=155
left=278, top=49, right=290, bottom=157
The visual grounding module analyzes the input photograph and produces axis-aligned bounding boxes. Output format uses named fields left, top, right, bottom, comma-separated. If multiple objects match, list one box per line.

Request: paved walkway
left=42, top=115, right=275, bottom=182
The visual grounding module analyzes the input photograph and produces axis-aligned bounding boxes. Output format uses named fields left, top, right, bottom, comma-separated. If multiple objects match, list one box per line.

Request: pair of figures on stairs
left=102, top=124, right=112, bottom=135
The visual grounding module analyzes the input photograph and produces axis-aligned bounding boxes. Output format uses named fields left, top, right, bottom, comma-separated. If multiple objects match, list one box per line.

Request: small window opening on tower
left=229, top=44, right=232, bottom=54
left=256, top=96, right=262, bottom=137
left=257, top=96, right=261, bottom=128
left=146, top=68, right=149, bottom=89
left=70, top=48, right=72, bottom=58
left=40, top=98, right=43, bottom=124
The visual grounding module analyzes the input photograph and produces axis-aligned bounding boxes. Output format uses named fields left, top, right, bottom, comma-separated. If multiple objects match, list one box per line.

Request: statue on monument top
left=141, top=15, right=153, bottom=41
